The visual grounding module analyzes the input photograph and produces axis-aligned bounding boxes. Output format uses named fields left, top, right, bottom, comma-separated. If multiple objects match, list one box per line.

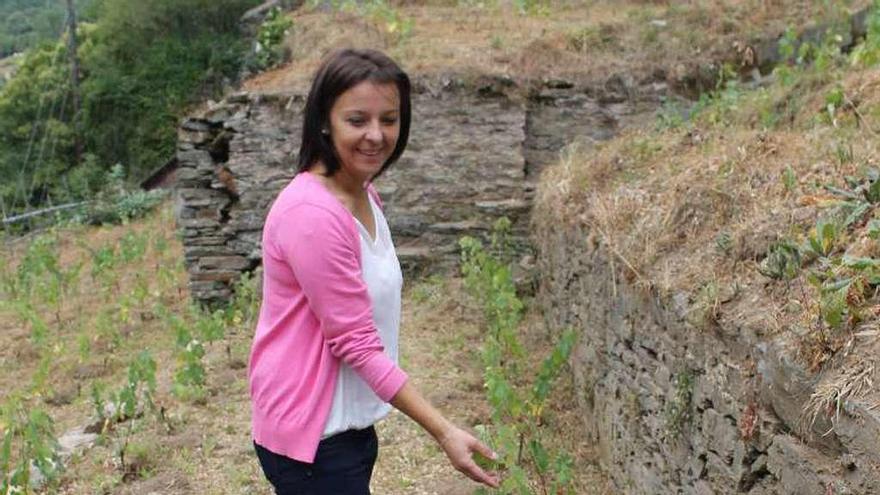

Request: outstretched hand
left=438, top=426, right=501, bottom=488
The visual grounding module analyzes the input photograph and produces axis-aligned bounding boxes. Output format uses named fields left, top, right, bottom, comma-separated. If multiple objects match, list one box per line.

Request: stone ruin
left=174, top=74, right=666, bottom=303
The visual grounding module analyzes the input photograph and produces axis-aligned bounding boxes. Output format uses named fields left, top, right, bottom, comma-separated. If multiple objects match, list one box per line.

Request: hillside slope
left=535, top=12, right=880, bottom=494
left=1, top=205, right=598, bottom=493
left=246, top=0, right=869, bottom=94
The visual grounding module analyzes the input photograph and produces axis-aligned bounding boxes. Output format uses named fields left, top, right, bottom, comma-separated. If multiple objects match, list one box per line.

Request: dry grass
left=802, top=355, right=879, bottom=436
left=534, top=43, right=880, bottom=431
left=244, top=0, right=868, bottom=93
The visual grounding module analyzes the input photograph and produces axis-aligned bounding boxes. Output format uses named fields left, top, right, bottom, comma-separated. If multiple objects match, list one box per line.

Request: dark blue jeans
left=254, top=426, right=379, bottom=495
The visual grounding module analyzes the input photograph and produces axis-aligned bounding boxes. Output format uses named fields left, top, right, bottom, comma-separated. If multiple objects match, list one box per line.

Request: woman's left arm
left=390, top=381, right=500, bottom=488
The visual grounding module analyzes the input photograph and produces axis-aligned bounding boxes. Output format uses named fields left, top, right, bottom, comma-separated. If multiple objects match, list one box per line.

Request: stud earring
left=321, top=128, right=329, bottom=135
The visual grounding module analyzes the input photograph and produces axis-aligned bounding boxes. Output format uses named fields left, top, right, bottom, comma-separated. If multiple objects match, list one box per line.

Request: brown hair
left=297, top=49, right=411, bottom=181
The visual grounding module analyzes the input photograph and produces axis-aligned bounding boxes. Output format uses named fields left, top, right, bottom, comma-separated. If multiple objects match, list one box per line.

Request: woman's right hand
left=438, top=426, right=501, bottom=488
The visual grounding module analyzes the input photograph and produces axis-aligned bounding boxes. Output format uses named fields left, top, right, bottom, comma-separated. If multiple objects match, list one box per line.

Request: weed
left=166, top=311, right=208, bottom=402
left=688, top=281, right=720, bottom=328
left=409, top=274, right=444, bottom=305
left=89, top=244, right=118, bottom=284
left=365, top=1, right=413, bottom=43
left=850, top=0, right=880, bottom=67
left=664, top=370, right=694, bottom=440
left=512, top=0, right=549, bottom=17
left=119, top=231, right=148, bottom=264
left=868, top=219, right=880, bottom=239
left=314, top=0, right=414, bottom=45
left=804, top=218, right=840, bottom=259
left=225, top=271, right=260, bottom=330
left=782, top=165, right=798, bottom=193
left=120, top=440, right=154, bottom=480
left=655, top=97, right=685, bottom=131
left=80, top=165, right=167, bottom=226
left=567, top=24, right=617, bottom=53
left=489, top=35, right=503, bottom=50
left=759, top=242, right=802, bottom=280
left=692, top=65, right=746, bottom=126
left=714, top=231, right=732, bottom=256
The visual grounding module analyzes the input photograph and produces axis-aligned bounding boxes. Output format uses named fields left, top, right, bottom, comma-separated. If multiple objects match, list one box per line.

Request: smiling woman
left=248, top=48, right=500, bottom=495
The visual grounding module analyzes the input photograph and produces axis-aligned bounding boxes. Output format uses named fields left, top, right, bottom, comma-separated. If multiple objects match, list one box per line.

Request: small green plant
left=655, top=97, right=685, bottom=131
left=714, top=231, right=732, bottom=256
left=850, top=0, right=880, bottom=67
left=782, top=165, right=798, bottom=193
left=225, top=271, right=260, bottom=329
left=0, top=396, right=61, bottom=493
left=461, top=218, right=576, bottom=495
left=314, top=0, right=413, bottom=45
left=165, top=312, right=208, bottom=402
left=512, top=0, right=549, bottom=16
left=111, top=351, right=158, bottom=421
left=194, top=305, right=226, bottom=344
left=804, top=218, right=840, bottom=259
left=867, top=219, right=880, bottom=239
left=365, top=0, right=413, bottom=43
left=90, top=352, right=161, bottom=480
left=254, top=7, right=293, bottom=70
left=813, top=29, right=845, bottom=74
left=767, top=169, right=880, bottom=334
left=95, top=309, right=121, bottom=351
left=89, top=244, right=118, bottom=285
left=119, top=231, right=148, bottom=264
left=816, top=276, right=853, bottom=329
left=824, top=85, right=846, bottom=127
left=174, top=338, right=207, bottom=402
left=774, top=26, right=801, bottom=85
left=566, top=24, right=617, bottom=53
left=91, top=382, right=108, bottom=430
left=664, top=370, right=694, bottom=440
left=758, top=242, right=801, bottom=280
left=691, top=64, right=746, bottom=126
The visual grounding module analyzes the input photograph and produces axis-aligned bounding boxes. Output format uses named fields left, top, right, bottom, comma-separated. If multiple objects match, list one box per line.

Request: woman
left=248, top=48, right=500, bottom=494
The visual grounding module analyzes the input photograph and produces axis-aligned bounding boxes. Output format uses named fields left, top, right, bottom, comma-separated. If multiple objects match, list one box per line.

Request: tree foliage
left=0, top=0, right=261, bottom=216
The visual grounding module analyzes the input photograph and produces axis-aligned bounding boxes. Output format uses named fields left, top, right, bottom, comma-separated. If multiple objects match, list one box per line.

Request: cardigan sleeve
left=270, top=202, right=408, bottom=402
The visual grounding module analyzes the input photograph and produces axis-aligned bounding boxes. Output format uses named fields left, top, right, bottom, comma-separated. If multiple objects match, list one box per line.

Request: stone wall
left=175, top=76, right=667, bottom=303
left=533, top=201, right=880, bottom=494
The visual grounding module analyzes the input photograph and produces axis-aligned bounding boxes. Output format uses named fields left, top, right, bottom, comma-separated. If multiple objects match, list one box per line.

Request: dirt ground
left=0, top=208, right=609, bottom=494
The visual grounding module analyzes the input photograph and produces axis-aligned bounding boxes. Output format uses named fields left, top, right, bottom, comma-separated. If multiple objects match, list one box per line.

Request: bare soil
left=0, top=207, right=609, bottom=494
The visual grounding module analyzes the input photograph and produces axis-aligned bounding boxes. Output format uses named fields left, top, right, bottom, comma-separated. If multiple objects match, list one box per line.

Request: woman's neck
left=309, top=162, right=368, bottom=201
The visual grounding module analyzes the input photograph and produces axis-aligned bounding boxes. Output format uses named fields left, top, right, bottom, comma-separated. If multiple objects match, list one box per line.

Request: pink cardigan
left=249, top=171, right=409, bottom=463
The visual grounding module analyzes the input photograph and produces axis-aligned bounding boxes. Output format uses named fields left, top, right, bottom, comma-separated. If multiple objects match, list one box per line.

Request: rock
left=58, top=427, right=98, bottom=457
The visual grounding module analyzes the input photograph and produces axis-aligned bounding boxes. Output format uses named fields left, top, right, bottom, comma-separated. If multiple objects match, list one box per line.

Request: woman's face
left=328, top=80, right=401, bottom=183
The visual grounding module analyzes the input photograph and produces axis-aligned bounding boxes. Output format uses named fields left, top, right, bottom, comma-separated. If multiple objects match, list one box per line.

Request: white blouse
left=322, top=194, right=403, bottom=438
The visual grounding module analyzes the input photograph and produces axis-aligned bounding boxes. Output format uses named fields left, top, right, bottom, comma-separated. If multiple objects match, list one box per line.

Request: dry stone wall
left=175, top=76, right=666, bottom=303
left=534, top=217, right=880, bottom=494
